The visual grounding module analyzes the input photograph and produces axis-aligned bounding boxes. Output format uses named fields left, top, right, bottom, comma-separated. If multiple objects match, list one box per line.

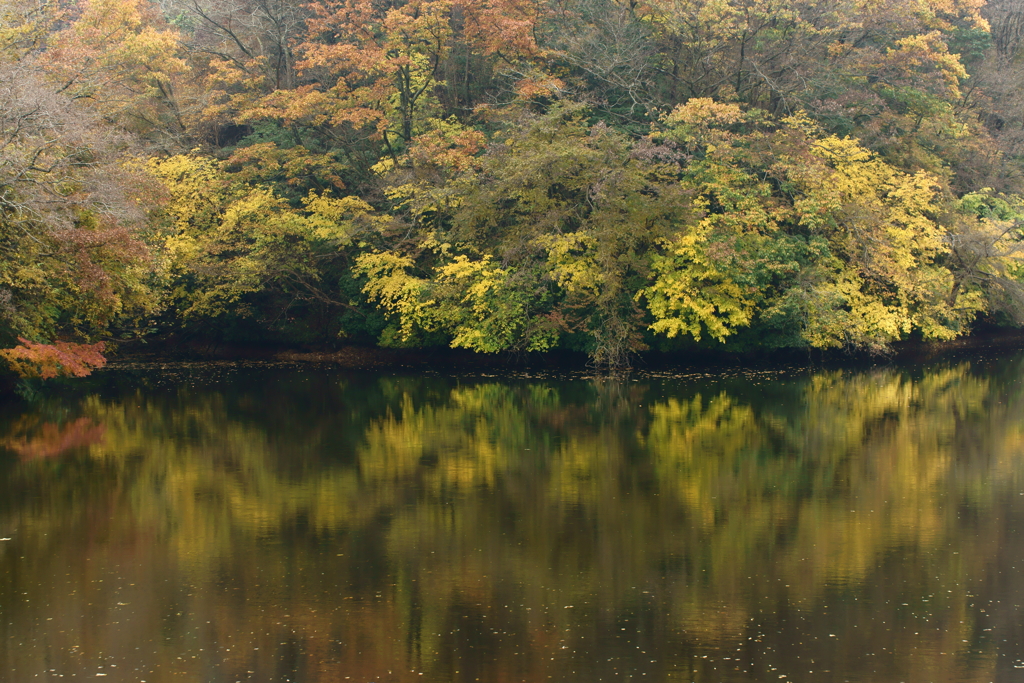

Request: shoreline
left=105, top=329, right=1024, bottom=374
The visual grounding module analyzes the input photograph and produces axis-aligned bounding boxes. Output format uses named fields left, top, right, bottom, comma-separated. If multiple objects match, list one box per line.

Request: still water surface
left=2, top=356, right=1024, bottom=682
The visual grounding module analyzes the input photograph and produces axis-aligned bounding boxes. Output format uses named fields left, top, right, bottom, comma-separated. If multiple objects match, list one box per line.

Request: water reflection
left=1, top=358, right=1024, bottom=682
left=1, top=416, right=106, bottom=460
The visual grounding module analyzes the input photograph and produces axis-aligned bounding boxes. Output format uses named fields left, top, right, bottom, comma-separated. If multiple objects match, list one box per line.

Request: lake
left=2, top=354, right=1024, bottom=682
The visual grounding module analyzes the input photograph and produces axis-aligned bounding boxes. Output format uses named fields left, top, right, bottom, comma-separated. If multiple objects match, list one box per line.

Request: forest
left=4, top=0, right=1024, bottom=372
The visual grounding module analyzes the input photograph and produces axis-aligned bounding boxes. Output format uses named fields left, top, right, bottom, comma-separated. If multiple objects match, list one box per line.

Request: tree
left=943, top=190, right=1024, bottom=323
left=0, top=59, right=155, bottom=349
left=162, top=0, right=312, bottom=145
left=357, top=101, right=693, bottom=366
left=0, top=338, right=106, bottom=379
left=244, top=0, right=549, bottom=158
left=39, top=0, right=191, bottom=145
left=147, top=152, right=379, bottom=340
left=644, top=99, right=990, bottom=352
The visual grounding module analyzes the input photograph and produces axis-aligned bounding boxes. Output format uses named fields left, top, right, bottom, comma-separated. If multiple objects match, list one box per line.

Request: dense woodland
left=5, top=0, right=1024, bottom=372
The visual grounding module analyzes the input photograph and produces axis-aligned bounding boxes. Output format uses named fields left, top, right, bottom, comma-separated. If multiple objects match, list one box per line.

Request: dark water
left=2, top=356, right=1024, bottom=683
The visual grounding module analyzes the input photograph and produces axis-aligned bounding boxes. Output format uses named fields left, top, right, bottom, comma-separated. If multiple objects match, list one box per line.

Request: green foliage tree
left=357, top=103, right=693, bottom=365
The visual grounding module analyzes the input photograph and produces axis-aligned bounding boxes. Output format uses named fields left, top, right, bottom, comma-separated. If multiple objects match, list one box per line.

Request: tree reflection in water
left=1, top=358, right=1023, bottom=682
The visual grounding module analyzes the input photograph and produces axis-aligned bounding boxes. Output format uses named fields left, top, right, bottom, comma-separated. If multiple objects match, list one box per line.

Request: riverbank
left=108, top=328, right=1024, bottom=374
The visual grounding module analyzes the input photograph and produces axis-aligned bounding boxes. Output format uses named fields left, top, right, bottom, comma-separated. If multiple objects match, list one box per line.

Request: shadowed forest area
left=7, top=0, right=1024, bottom=373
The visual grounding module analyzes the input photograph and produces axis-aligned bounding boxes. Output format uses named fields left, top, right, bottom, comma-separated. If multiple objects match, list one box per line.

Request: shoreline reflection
left=1, top=359, right=1022, bottom=682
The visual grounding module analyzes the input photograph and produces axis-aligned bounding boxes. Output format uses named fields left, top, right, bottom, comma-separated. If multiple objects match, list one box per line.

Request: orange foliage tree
left=0, top=338, right=107, bottom=379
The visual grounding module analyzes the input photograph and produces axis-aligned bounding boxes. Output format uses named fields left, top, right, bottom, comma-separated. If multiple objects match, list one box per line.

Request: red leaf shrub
left=0, top=338, right=107, bottom=379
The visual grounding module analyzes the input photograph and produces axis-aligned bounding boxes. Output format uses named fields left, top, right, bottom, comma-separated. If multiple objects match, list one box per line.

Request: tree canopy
left=5, top=0, right=1024, bottom=371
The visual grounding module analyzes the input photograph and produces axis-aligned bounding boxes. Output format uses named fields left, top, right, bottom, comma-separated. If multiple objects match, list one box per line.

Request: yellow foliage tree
left=149, top=153, right=378, bottom=322
left=642, top=98, right=991, bottom=353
